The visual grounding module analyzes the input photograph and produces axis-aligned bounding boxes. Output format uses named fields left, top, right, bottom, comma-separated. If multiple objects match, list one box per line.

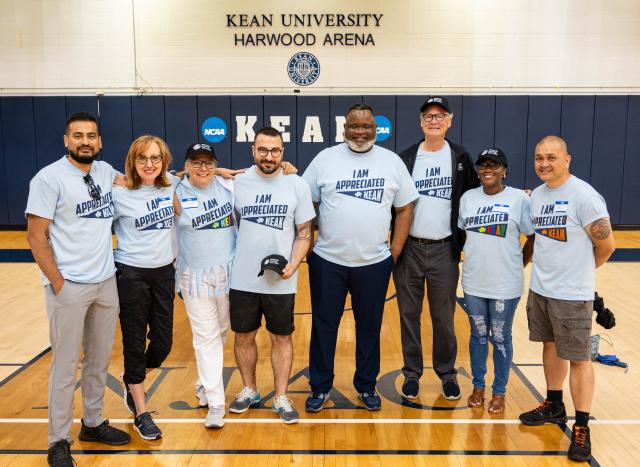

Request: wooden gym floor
left=0, top=231, right=639, bottom=466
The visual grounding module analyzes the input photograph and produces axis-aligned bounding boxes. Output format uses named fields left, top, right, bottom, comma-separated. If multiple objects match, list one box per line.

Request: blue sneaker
left=229, top=386, right=260, bottom=413
left=305, top=391, right=330, bottom=412
left=359, top=391, right=381, bottom=411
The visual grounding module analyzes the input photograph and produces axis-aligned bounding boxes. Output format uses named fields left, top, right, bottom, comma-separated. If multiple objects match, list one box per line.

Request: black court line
left=0, top=347, right=50, bottom=389
left=3, top=248, right=640, bottom=263
left=0, top=448, right=573, bottom=456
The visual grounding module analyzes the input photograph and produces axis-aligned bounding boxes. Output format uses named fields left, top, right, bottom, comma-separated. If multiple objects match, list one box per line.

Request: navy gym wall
left=1, top=94, right=639, bottom=226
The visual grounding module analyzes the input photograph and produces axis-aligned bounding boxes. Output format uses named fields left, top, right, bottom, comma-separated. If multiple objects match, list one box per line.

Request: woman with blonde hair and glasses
left=113, top=135, right=177, bottom=441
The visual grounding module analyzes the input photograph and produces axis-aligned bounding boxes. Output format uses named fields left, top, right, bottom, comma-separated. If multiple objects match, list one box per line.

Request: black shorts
left=229, top=289, right=295, bottom=336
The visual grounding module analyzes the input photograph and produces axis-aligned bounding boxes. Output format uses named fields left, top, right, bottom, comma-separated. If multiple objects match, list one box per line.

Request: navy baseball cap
left=258, top=254, right=288, bottom=277
left=476, top=148, right=508, bottom=168
left=185, top=143, right=217, bottom=162
left=420, top=96, right=451, bottom=113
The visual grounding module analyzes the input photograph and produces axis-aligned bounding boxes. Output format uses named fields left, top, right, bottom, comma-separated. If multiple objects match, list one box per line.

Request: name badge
left=181, top=197, right=198, bottom=209
left=493, top=203, right=510, bottom=213
left=555, top=200, right=569, bottom=213
left=158, top=196, right=172, bottom=209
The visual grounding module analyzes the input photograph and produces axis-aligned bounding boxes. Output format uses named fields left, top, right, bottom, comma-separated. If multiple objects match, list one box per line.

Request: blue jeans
left=463, top=294, right=519, bottom=396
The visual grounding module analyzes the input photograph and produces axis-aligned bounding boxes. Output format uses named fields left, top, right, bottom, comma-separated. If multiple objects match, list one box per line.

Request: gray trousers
left=393, top=240, right=459, bottom=383
left=45, top=276, right=118, bottom=445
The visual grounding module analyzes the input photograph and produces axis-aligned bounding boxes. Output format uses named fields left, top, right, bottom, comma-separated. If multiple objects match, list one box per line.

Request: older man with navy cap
left=395, top=96, right=479, bottom=400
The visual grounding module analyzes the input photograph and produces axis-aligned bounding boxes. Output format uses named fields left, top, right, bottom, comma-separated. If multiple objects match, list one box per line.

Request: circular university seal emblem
left=287, top=52, right=320, bottom=86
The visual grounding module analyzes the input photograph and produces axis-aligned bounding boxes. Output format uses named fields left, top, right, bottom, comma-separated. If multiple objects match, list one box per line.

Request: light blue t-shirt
left=410, top=142, right=453, bottom=239
left=303, top=143, right=419, bottom=267
left=25, top=156, right=117, bottom=284
left=529, top=176, right=609, bottom=301
left=175, top=177, right=237, bottom=297
left=458, top=186, right=534, bottom=299
left=231, top=167, right=315, bottom=294
left=113, top=184, right=175, bottom=268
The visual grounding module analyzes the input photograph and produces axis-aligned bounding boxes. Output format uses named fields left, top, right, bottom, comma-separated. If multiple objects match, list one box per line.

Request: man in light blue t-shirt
left=303, top=104, right=418, bottom=412
left=26, top=112, right=130, bottom=466
left=228, top=127, right=315, bottom=424
left=518, top=136, right=615, bottom=463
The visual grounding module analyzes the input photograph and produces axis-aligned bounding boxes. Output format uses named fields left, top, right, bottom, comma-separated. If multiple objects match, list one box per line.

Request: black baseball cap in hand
left=258, top=254, right=288, bottom=277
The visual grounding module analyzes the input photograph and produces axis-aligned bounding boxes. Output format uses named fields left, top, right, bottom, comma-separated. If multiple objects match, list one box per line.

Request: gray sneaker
left=272, top=395, right=299, bottom=424
left=229, top=386, right=261, bottom=413
left=195, top=383, right=208, bottom=408
left=204, top=405, right=225, bottom=428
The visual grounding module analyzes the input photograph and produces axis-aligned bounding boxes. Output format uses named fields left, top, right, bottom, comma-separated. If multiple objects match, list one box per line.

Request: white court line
left=1, top=418, right=640, bottom=425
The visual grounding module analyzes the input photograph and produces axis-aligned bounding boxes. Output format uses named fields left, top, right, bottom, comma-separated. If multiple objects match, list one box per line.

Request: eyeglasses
left=189, top=160, right=216, bottom=169
left=83, top=174, right=101, bottom=201
left=477, top=160, right=503, bottom=170
left=345, top=124, right=375, bottom=131
left=135, top=155, right=163, bottom=165
left=421, top=113, right=448, bottom=122
left=256, top=147, right=283, bottom=157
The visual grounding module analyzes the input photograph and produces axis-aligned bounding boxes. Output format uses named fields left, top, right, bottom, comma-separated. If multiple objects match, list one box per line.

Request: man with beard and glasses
left=228, top=127, right=315, bottom=424
left=394, top=96, right=479, bottom=401
left=26, top=112, right=130, bottom=467
left=302, top=104, right=418, bottom=412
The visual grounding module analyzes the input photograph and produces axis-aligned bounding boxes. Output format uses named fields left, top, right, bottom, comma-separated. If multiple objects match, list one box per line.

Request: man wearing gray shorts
left=519, top=136, right=615, bottom=463
left=26, top=112, right=130, bottom=467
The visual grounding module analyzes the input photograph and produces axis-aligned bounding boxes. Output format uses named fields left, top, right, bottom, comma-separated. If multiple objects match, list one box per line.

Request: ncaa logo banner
left=201, top=117, right=228, bottom=143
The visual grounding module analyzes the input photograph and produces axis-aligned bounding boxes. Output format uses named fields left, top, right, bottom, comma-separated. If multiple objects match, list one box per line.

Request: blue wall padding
left=1, top=94, right=639, bottom=225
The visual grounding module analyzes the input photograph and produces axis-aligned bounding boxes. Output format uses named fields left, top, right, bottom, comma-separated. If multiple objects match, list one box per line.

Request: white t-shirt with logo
left=175, top=176, right=237, bottom=297
left=25, top=156, right=117, bottom=284
left=410, top=141, right=453, bottom=239
left=458, top=186, right=534, bottom=299
left=113, top=184, right=175, bottom=268
left=231, top=167, right=315, bottom=294
left=529, top=176, right=609, bottom=301
left=303, top=143, right=419, bottom=267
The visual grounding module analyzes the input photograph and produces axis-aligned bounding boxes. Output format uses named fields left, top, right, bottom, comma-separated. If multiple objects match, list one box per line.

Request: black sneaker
left=47, top=439, right=74, bottom=467
left=78, top=419, right=131, bottom=445
left=123, top=386, right=136, bottom=415
left=519, top=400, right=568, bottom=426
left=401, top=379, right=419, bottom=399
left=568, top=424, right=591, bottom=462
left=442, top=380, right=461, bottom=400
left=134, top=412, right=162, bottom=440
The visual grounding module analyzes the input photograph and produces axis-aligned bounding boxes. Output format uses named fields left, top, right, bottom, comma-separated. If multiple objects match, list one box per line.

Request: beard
left=256, top=159, right=281, bottom=175
left=68, top=147, right=100, bottom=165
left=345, top=137, right=375, bottom=153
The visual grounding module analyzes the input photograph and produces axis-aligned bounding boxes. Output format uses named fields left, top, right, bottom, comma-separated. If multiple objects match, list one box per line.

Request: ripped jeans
left=463, top=294, right=520, bottom=396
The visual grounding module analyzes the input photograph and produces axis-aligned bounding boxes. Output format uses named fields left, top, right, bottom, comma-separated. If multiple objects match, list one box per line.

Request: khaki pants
left=45, top=276, right=118, bottom=445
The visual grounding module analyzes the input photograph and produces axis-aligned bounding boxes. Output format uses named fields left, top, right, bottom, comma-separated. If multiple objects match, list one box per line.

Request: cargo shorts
left=526, top=290, right=593, bottom=361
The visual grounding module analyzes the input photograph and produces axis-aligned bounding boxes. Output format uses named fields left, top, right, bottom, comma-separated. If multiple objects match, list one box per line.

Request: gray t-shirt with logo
left=231, top=167, right=315, bottom=294
left=113, top=184, right=175, bottom=268
left=410, top=141, right=453, bottom=239
left=303, top=143, right=419, bottom=266
left=458, top=186, right=534, bottom=299
left=25, top=156, right=117, bottom=284
left=529, top=175, right=609, bottom=301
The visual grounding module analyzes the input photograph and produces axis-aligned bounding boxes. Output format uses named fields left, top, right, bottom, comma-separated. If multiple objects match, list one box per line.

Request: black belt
left=408, top=235, right=452, bottom=245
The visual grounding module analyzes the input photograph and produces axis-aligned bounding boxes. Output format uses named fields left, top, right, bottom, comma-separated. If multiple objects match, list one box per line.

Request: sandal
left=467, top=387, right=485, bottom=408
left=488, top=394, right=506, bottom=414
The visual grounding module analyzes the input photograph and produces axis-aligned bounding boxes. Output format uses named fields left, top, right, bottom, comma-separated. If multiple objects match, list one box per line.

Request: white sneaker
left=229, top=386, right=261, bottom=413
left=204, top=405, right=225, bottom=428
left=195, top=383, right=208, bottom=408
left=272, top=395, right=299, bottom=424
